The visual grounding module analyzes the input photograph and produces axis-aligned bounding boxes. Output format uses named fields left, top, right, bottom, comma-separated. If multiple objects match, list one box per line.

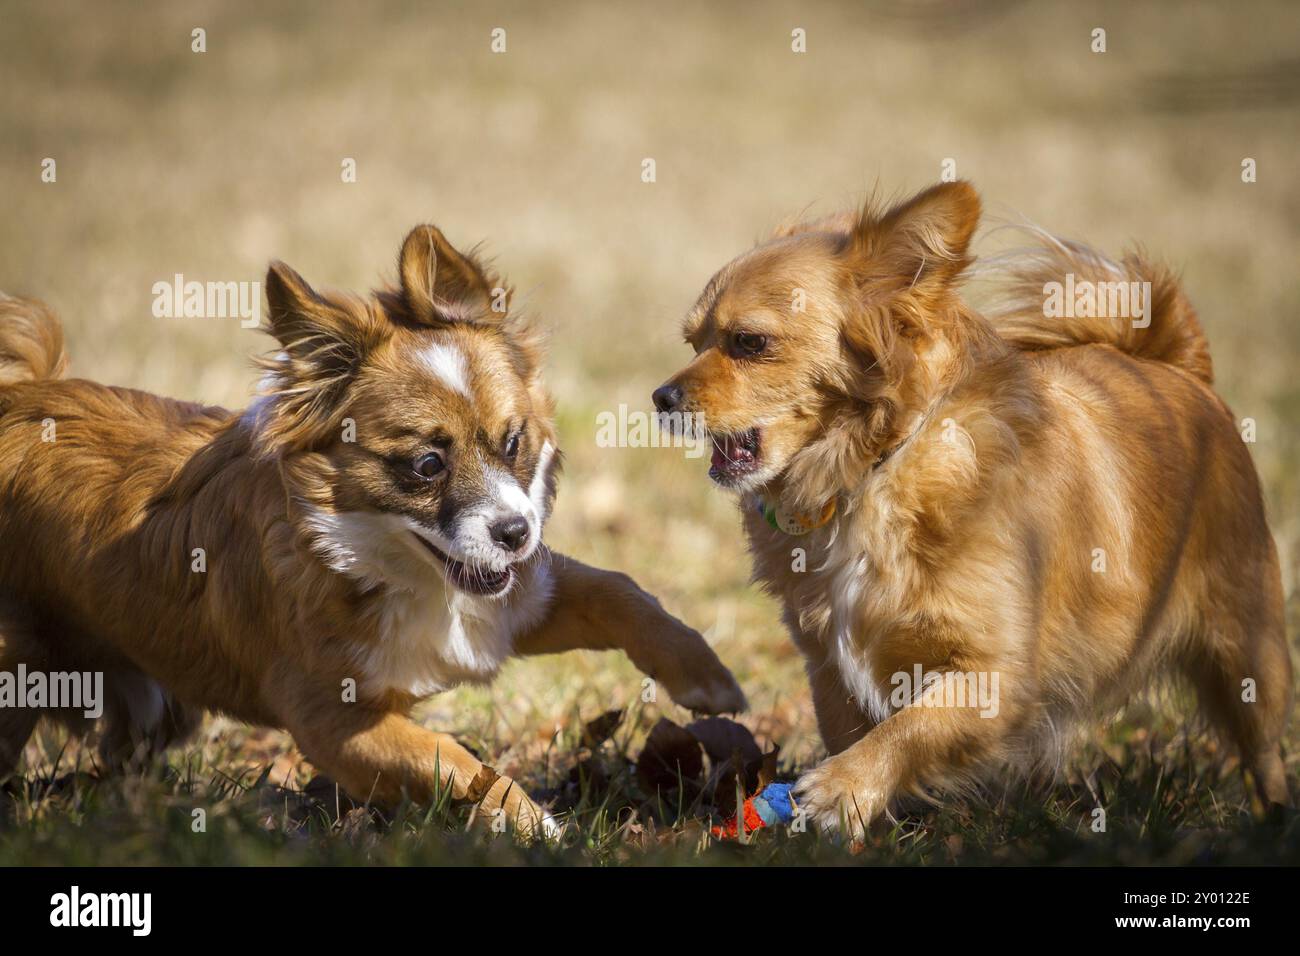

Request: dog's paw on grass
left=0, top=710, right=1296, bottom=865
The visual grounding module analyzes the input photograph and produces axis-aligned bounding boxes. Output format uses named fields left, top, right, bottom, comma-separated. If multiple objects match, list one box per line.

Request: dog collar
left=754, top=412, right=926, bottom=536
left=756, top=497, right=836, bottom=535
left=756, top=428, right=899, bottom=534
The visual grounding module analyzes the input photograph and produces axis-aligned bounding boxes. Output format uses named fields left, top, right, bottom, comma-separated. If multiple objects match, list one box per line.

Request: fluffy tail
left=0, top=294, right=68, bottom=386
left=974, top=226, right=1213, bottom=384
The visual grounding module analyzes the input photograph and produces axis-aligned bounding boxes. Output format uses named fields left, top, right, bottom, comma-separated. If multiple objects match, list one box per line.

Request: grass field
left=1, top=0, right=1298, bottom=864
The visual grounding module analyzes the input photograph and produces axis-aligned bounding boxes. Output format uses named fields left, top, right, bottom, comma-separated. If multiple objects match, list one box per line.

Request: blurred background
left=2, top=0, right=1298, bottom=785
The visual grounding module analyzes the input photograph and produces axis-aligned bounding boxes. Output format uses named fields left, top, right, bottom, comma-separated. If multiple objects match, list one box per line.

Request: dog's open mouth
left=412, top=535, right=515, bottom=597
left=709, top=428, right=761, bottom=484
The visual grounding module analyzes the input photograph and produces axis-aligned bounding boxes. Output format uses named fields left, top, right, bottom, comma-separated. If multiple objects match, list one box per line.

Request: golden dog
left=654, top=181, right=1291, bottom=832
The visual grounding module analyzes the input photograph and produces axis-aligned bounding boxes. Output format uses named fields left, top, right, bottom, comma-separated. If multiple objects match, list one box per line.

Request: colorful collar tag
left=756, top=497, right=836, bottom=535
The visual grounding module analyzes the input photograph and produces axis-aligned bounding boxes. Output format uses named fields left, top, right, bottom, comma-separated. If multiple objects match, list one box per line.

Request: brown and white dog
left=0, top=224, right=744, bottom=835
left=654, top=181, right=1292, bottom=832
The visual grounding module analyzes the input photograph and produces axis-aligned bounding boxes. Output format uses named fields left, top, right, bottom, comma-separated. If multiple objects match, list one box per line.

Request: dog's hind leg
left=93, top=669, right=201, bottom=771
left=0, top=602, right=46, bottom=778
left=1183, top=601, right=1293, bottom=810
left=0, top=702, right=39, bottom=780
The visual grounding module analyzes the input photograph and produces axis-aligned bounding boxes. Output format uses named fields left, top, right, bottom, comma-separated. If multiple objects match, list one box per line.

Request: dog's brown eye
left=412, top=452, right=444, bottom=479
left=504, top=432, right=521, bottom=460
left=733, top=332, right=767, bottom=355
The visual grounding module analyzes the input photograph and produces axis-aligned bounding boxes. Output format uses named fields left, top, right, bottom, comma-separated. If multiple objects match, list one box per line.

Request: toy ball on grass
left=713, top=782, right=797, bottom=839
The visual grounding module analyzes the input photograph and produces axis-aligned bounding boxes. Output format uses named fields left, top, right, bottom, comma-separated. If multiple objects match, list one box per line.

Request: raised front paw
left=656, top=636, right=747, bottom=714
left=793, top=751, right=886, bottom=835
left=666, top=660, right=747, bottom=714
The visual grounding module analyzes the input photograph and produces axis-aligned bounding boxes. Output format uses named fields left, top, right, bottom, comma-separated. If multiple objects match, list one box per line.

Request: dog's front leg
left=513, top=553, right=746, bottom=714
left=794, top=683, right=1008, bottom=836
left=284, top=704, right=555, bottom=837
left=795, top=641, right=875, bottom=756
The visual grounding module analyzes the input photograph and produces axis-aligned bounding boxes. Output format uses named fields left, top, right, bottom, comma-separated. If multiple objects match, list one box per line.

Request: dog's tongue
left=710, top=440, right=729, bottom=471
left=711, top=434, right=755, bottom=471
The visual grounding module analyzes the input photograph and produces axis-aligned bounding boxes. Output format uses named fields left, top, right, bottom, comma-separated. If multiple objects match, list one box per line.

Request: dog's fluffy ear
left=255, top=260, right=386, bottom=456
left=398, top=224, right=505, bottom=325
left=836, top=181, right=980, bottom=397
left=849, top=180, right=982, bottom=305
left=264, top=260, right=385, bottom=363
left=396, top=223, right=546, bottom=387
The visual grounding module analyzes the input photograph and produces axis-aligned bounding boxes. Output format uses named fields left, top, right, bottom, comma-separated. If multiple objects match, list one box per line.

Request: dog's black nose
left=489, top=516, right=530, bottom=552
left=653, top=383, right=684, bottom=413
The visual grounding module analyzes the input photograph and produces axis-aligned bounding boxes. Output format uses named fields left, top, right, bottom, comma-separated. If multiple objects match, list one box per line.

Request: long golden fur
left=654, top=181, right=1292, bottom=832
left=0, top=225, right=744, bottom=835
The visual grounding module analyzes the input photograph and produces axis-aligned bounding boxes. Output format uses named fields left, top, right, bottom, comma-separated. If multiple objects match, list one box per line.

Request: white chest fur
left=302, top=507, right=556, bottom=699
left=751, top=476, right=919, bottom=726
left=355, top=561, right=554, bottom=697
